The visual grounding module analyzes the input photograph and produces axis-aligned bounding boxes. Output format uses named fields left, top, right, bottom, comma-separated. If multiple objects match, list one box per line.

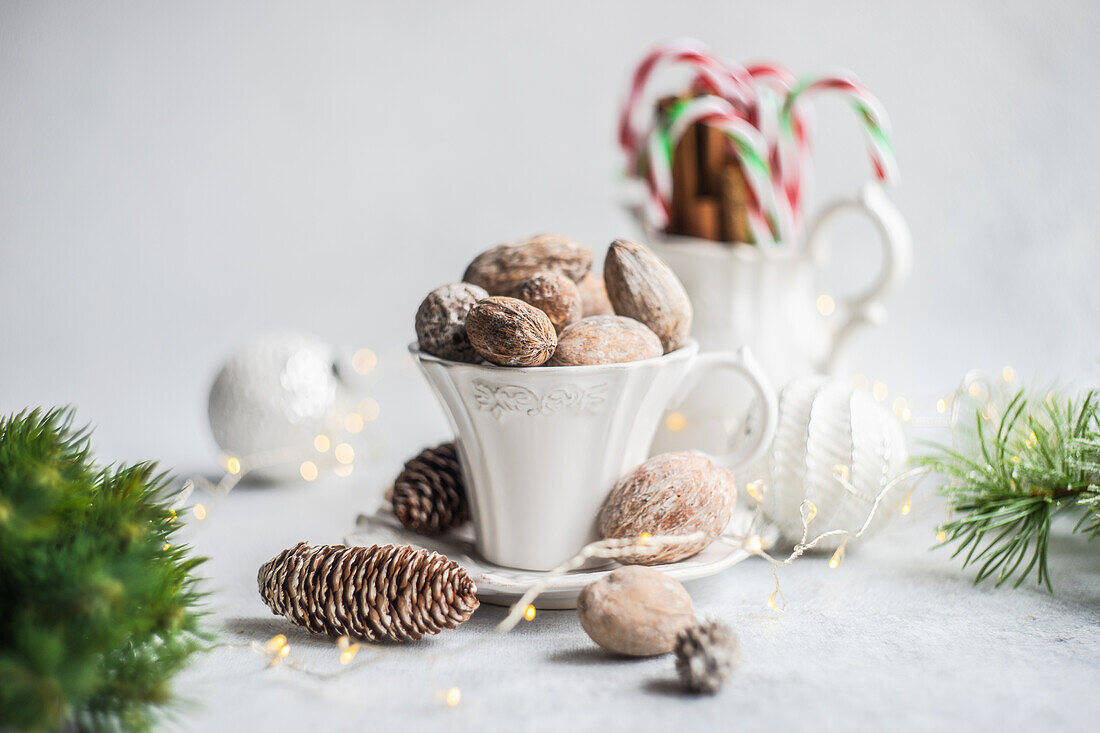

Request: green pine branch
left=0, top=408, right=207, bottom=732
left=920, top=390, right=1100, bottom=591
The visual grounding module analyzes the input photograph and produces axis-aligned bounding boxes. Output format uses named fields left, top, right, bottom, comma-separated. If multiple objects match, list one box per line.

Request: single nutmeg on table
left=548, top=315, right=662, bottom=366
left=603, top=238, right=693, bottom=353
left=415, top=282, right=489, bottom=362
left=511, top=271, right=582, bottom=335
left=598, top=451, right=736, bottom=565
left=463, top=233, right=593, bottom=296
left=577, top=566, right=695, bottom=657
left=465, top=296, right=558, bottom=367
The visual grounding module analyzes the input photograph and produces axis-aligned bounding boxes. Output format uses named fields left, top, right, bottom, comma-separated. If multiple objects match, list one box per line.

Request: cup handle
left=807, top=182, right=912, bottom=372
left=669, top=346, right=778, bottom=471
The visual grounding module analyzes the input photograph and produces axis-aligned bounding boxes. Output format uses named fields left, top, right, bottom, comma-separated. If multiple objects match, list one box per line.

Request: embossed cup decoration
left=412, top=340, right=777, bottom=571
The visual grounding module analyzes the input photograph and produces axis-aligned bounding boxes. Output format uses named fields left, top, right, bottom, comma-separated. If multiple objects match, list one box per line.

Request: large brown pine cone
left=257, top=542, right=479, bottom=642
left=392, top=442, right=469, bottom=535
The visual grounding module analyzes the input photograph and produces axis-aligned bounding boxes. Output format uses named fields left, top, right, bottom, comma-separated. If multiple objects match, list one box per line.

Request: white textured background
left=1, top=2, right=1098, bottom=732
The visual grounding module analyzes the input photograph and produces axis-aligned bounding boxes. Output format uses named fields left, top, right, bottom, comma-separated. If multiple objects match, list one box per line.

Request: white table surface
left=2, top=2, right=1099, bottom=731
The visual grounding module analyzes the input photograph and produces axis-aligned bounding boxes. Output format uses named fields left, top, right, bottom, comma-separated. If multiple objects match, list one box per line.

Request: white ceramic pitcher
left=413, top=340, right=777, bottom=571
left=648, top=183, right=911, bottom=456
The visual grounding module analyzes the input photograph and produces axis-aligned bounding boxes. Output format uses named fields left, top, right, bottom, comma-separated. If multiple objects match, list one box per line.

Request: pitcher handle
left=808, top=182, right=912, bottom=372
left=669, top=346, right=778, bottom=471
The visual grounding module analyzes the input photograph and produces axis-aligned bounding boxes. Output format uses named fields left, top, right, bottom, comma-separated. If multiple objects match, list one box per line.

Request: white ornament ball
left=208, top=333, right=354, bottom=481
left=750, top=376, right=909, bottom=549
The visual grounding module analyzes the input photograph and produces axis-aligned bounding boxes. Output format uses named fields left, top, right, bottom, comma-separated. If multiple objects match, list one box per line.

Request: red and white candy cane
left=747, top=62, right=813, bottom=223
left=643, top=95, right=790, bottom=246
left=780, top=74, right=898, bottom=192
left=618, top=39, right=755, bottom=163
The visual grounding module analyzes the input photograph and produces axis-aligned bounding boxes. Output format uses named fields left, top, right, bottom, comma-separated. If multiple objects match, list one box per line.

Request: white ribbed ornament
left=755, top=376, right=908, bottom=549
left=207, top=333, right=354, bottom=481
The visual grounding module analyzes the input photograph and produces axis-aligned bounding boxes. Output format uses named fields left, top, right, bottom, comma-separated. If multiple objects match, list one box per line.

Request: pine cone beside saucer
left=257, top=542, right=479, bottom=642
left=392, top=442, right=469, bottom=536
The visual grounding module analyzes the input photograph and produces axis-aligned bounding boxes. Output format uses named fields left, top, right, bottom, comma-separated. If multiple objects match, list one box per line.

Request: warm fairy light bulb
left=334, top=443, right=355, bottom=465
left=352, top=348, right=378, bottom=375
left=265, top=635, right=287, bottom=654
left=163, top=542, right=171, bottom=551
left=336, top=637, right=360, bottom=664
left=193, top=503, right=207, bottom=520
left=1002, top=365, right=1016, bottom=383
left=800, top=500, right=818, bottom=526
left=936, top=398, right=948, bottom=414
left=968, top=383, right=982, bottom=398
left=746, top=480, right=765, bottom=503
left=901, top=408, right=912, bottom=422
left=832, top=464, right=850, bottom=482
left=872, top=381, right=889, bottom=402
left=748, top=535, right=764, bottom=553
left=892, top=396, right=907, bottom=416
left=1026, top=431, right=1038, bottom=448
left=816, top=294, right=836, bottom=316
left=665, top=412, right=687, bottom=432
left=900, top=492, right=912, bottom=516
left=344, top=413, right=364, bottom=434
left=767, top=571, right=785, bottom=613
left=314, top=434, right=331, bottom=452
left=359, top=397, right=381, bottom=422
left=444, top=687, right=461, bottom=707
left=524, top=605, right=537, bottom=621
left=936, top=530, right=947, bottom=544
left=638, top=531, right=652, bottom=544
left=828, top=542, right=847, bottom=569
left=333, top=464, right=353, bottom=478
left=277, top=643, right=290, bottom=659
left=300, top=461, right=319, bottom=481
left=226, top=456, right=241, bottom=475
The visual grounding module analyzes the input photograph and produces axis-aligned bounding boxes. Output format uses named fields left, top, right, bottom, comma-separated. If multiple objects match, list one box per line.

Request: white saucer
left=345, top=506, right=776, bottom=609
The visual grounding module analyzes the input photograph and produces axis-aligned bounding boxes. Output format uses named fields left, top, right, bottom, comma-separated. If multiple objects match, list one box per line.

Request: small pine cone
left=674, top=620, right=740, bottom=693
left=257, top=542, right=479, bottom=642
left=392, top=443, right=469, bottom=535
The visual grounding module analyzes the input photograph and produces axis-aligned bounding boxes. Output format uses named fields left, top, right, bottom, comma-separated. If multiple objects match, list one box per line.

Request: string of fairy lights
left=181, top=359, right=1023, bottom=709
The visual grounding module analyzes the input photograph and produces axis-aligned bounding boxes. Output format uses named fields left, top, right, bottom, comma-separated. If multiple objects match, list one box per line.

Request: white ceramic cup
left=647, top=183, right=912, bottom=455
left=412, top=340, right=777, bottom=571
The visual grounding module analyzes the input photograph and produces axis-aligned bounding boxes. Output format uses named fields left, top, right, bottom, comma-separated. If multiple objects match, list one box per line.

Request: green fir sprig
left=920, top=390, right=1100, bottom=591
left=0, top=408, right=206, bottom=732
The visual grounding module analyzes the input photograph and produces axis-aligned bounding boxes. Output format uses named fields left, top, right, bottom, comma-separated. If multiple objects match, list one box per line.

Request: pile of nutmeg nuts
left=413, top=234, right=744, bottom=692
left=414, top=233, right=692, bottom=367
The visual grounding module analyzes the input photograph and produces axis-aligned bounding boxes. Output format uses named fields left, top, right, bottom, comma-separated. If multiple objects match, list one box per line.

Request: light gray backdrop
left=2, top=0, right=1097, bottom=467
left=1, top=3, right=1098, bottom=732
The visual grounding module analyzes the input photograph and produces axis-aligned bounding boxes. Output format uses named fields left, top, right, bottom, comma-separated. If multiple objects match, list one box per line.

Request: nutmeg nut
left=463, top=233, right=593, bottom=295
left=604, top=239, right=693, bottom=353
left=578, top=272, right=614, bottom=317
left=415, top=282, right=490, bottom=362
left=598, top=452, right=735, bottom=565
left=577, top=566, right=694, bottom=657
left=465, top=296, right=557, bottom=367
left=548, top=316, right=662, bottom=366
left=511, top=271, right=582, bottom=335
